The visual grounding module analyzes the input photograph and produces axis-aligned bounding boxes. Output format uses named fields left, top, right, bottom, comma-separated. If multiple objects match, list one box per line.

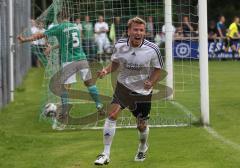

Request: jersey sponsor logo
left=125, top=62, right=144, bottom=70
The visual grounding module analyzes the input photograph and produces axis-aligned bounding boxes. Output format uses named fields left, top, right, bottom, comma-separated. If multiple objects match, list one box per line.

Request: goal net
left=25, top=0, right=204, bottom=129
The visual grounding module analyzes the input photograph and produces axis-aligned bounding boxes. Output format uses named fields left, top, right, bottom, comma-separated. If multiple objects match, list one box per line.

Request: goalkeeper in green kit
left=18, top=11, right=104, bottom=130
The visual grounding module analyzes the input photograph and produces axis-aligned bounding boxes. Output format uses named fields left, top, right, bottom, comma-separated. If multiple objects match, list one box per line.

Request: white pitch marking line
left=204, top=126, right=240, bottom=150
left=171, top=101, right=240, bottom=151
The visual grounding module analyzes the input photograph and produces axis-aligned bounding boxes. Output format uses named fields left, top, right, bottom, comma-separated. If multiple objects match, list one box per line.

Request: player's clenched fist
left=144, top=80, right=153, bottom=90
left=97, top=68, right=108, bottom=79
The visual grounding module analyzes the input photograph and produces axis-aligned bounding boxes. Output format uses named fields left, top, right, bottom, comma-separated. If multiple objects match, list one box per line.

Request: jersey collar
left=127, top=38, right=145, bottom=48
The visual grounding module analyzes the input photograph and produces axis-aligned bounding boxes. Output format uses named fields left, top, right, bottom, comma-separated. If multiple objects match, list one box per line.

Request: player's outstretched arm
left=144, top=68, right=161, bottom=90
left=17, top=33, right=45, bottom=43
left=97, top=61, right=119, bottom=79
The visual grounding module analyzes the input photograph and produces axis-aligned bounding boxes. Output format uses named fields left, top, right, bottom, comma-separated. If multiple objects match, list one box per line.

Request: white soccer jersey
left=36, top=28, right=46, bottom=45
left=94, top=22, right=109, bottom=39
left=76, top=23, right=83, bottom=31
left=111, top=38, right=164, bottom=95
left=31, top=26, right=39, bottom=45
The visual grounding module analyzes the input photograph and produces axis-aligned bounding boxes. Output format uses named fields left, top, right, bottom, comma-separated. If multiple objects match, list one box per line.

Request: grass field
left=0, top=61, right=240, bottom=168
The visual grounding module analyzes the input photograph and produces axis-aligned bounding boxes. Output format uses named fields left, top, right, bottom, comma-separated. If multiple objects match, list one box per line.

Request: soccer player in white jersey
left=94, top=15, right=111, bottom=62
left=94, top=17, right=164, bottom=165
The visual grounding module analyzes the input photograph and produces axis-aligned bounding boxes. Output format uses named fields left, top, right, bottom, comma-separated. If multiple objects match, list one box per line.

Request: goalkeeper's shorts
left=111, top=81, right=152, bottom=119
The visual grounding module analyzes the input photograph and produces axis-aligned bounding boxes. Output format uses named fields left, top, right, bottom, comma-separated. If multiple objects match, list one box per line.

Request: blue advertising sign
left=173, top=40, right=199, bottom=59
left=173, top=40, right=240, bottom=59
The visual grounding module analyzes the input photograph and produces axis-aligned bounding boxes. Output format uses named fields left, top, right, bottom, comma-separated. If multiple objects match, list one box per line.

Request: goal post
left=9, top=0, right=14, bottom=101
left=165, top=0, right=174, bottom=100
left=165, top=0, right=210, bottom=125
left=198, top=0, right=210, bottom=125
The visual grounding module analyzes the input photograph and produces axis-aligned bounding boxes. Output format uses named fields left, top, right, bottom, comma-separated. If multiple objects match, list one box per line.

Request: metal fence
left=0, top=0, right=31, bottom=108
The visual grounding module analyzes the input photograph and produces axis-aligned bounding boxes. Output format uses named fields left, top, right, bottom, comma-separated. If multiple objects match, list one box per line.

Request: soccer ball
left=44, top=103, right=57, bottom=117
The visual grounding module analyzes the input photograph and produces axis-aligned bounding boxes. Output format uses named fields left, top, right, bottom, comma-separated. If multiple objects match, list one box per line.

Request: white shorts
left=62, top=61, right=92, bottom=84
left=95, top=36, right=111, bottom=54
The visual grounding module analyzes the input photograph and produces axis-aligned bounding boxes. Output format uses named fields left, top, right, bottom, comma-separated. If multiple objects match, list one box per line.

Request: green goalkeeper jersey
left=44, top=21, right=86, bottom=63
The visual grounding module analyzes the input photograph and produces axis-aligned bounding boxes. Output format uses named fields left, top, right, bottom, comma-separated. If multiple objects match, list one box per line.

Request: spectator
left=226, top=16, right=240, bottom=59
left=174, top=27, right=184, bottom=39
left=161, top=24, right=176, bottom=42
left=31, top=19, right=38, bottom=34
left=154, top=32, right=162, bottom=47
left=75, top=17, right=83, bottom=31
left=30, top=19, right=40, bottom=67
left=35, top=21, right=48, bottom=66
left=36, top=21, right=46, bottom=46
left=82, top=16, right=96, bottom=61
left=75, top=17, right=83, bottom=42
left=208, top=20, right=217, bottom=42
left=217, top=15, right=227, bottom=38
left=146, top=16, right=156, bottom=42
left=94, top=15, right=111, bottom=62
left=182, top=16, right=194, bottom=37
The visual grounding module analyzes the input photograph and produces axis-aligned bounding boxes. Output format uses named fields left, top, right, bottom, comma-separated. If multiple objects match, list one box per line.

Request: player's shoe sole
left=94, top=161, right=110, bottom=165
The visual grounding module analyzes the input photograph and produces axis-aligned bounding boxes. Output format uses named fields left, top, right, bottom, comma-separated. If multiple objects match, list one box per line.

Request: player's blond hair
left=127, top=17, right=146, bottom=28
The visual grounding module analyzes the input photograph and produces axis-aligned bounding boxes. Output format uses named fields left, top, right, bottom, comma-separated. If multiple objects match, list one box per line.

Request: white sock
left=138, top=126, right=149, bottom=152
left=103, top=118, right=116, bottom=157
